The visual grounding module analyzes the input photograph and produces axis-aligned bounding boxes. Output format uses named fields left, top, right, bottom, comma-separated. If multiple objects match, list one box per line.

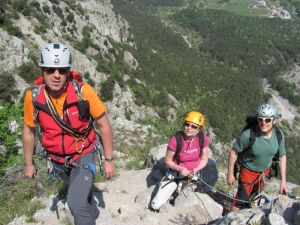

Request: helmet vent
left=40, top=53, right=44, bottom=64
left=53, top=43, right=60, bottom=49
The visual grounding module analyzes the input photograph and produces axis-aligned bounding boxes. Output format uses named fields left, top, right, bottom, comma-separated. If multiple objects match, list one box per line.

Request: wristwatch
left=105, top=157, right=113, bottom=162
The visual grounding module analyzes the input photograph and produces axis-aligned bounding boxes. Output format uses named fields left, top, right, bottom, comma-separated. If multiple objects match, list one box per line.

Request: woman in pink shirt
left=150, top=111, right=210, bottom=211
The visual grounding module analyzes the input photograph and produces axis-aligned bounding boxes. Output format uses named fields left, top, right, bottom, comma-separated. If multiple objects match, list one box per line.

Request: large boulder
left=214, top=195, right=300, bottom=225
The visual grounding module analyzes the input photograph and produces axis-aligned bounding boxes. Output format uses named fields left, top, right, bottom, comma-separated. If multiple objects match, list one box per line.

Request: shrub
left=52, top=5, right=63, bottom=17
left=3, top=20, right=23, bottom=37
left=82, top=25, right=91, bottom=38
left=99, top=77, right=115, bottom=102
left=42, top=4, right=50, bottom=14
left=0, top=71, right=19, bottom=104
left=66, top=12, right=75, bottom=23
left=60, top=18, right=67, bottom=27
left=75, top=3, right=85, bottom=16
left=49, top=0, right=59, bottom=4
left=84, top=71, right=90, bottom=79
left=0, top=104, right=23, bottom=172
left=73, top=37, right=90, bottom=53
left=17, top=61, right=40, bottom=83
left=0, top=8, right=5, bottom=25
left=30, top=1, right=40, bottom=10
left=11, top=0, right=25, bottom=12
left=34, top=24, right=47, bottom=34
left=87, top=78, right=95, bottom=87
left=124, top=108, right=133, bottom=120
left=96, top=59, right=111, bottom=73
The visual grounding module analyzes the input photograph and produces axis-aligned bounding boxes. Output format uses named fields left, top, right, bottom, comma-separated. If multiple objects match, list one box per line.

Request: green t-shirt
left=233, top=127, right=286, bottom=172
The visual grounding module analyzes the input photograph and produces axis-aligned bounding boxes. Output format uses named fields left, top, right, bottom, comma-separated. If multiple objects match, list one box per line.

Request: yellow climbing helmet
left=184, top=111, right=205, bottom=126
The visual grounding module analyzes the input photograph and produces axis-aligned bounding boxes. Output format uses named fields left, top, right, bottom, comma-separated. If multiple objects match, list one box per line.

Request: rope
left=195, top=176, right=258, bottom=204
left=159, top=169, right=269, bottom=216
left=179, top=179, right=214, bottom=222
left=44, top=88, right=92, bottom=137
left=160, top=169, right=266, bottom=205
left=191, top=190, right=214, bottom=221
left=44, top=89, right=93, bottom=153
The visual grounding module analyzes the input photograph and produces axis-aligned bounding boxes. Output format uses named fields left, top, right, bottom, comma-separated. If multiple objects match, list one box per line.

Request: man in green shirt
left=227, top=104, right=287, bottom=211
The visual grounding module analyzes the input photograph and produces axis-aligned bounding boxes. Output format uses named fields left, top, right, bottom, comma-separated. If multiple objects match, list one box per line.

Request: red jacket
left=33, top=81, right=96, bottom=163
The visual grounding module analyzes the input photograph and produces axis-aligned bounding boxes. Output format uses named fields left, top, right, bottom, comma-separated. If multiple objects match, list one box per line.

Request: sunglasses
left=257, top=117, right=273, bottom=123
left=184, top=122, right=199, bottom=129
left=43, top=67, right=69, bottom=74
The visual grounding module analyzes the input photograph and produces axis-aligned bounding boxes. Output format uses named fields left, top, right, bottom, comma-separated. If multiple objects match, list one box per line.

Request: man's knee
left=67, top=196, right=83, bottom=215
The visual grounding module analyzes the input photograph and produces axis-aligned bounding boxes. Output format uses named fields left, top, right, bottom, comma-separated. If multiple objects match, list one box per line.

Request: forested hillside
left=111, top=0, right=300, bottom=182
left=112, top=0, right=300, bottom=137
left=113, top=0, right=262, bottom=142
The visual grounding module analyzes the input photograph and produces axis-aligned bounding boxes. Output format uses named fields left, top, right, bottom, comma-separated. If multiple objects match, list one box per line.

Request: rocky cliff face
left=2, top=0, right=130, bottom=84
left=0, top=0, right=158, bottom=148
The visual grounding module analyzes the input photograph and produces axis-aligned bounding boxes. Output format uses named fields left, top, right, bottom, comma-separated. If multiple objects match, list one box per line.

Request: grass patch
left=0, top=173, right=45, bottom=224
left=221, top=0, right=267, bottom=17
left=214, top=178, right=232, bottom=194
left=121, top=143, right=149, bottom=170
left=292, top=186, right=300, bottom=198
left=0, top=154, right=64, bottom=224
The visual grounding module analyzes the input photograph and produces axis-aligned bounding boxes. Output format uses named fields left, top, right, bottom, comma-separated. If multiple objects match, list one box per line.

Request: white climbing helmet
left=257, top=104, right=278, bottom=118
left=39, top=43, right=72, bottom=68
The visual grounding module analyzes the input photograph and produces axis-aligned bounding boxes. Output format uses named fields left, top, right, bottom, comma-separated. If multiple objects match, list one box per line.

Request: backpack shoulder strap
left=273, top=126, right=282, bottom=160
left=273, top=126, right=282, bottom=146
left=174, top=131, right=183, bottom=164
left=174, top=130, right=205, bottom=162
left=31, top=85, right=43, bottom=143
left=71, top=79, right=83, bottom=99
left=244, top=126, right=256, bottom=152
left=71, top=80, right=103, bottom=147
left=31, top=85, right=43, bottom=119
left=32, top=85, right=42, bottom=103
left=198, top=130, right=204, bottom=158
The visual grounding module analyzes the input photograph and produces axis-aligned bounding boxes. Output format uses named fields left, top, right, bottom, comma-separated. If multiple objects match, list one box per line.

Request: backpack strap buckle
left=64, top=155, right=73, bottom=168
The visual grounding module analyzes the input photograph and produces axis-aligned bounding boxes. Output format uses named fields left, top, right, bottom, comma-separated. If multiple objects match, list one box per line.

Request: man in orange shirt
left=23, top=43, right=115, bottom=225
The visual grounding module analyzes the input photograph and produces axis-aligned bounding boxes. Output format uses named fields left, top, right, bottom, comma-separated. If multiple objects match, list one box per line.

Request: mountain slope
left=1, top=0, right=300, bottom=223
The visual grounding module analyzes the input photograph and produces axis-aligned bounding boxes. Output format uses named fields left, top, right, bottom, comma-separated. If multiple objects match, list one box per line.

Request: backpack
left=233, top=115, right=282, bottom=179
left=173, top=130, right=205, bottom=164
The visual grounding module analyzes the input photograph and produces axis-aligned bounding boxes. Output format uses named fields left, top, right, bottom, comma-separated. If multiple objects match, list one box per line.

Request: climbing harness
left=45, top=145, right=103, bottom=183
left=160, top=169, right=200, bottom=190
left=44, top=88, right=94, bottom=153
left=32, top=78, right=105, bottom=180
